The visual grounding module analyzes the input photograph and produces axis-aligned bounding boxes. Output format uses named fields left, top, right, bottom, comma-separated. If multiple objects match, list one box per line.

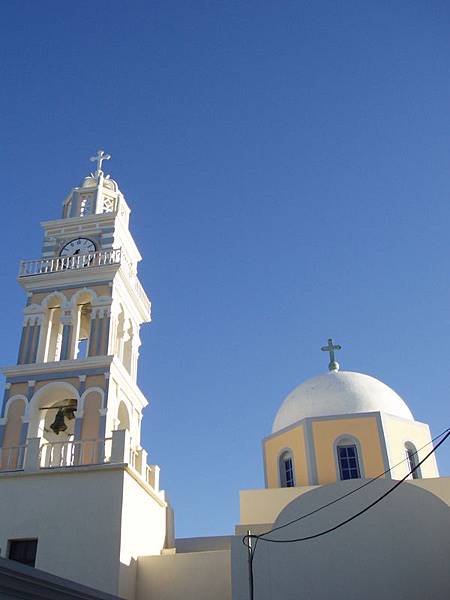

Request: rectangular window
left=338, top=445, right=361, bottom=480
left=8, top=539, right=38, bottom=567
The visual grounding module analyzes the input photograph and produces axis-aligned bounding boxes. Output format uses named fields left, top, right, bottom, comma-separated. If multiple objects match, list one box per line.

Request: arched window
left=80, top=195, right=92, bottom=217
left=337, top=438, right=361, bottom=480
left=279, top=450, right=295, bottom=487
left=405, top=442, right=421, bottom=479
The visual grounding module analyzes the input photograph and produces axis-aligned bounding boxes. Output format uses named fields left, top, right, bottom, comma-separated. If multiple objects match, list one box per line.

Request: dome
left=272, top=370, right=413, bottom=433
left=81, top=176, right=97, bottom=188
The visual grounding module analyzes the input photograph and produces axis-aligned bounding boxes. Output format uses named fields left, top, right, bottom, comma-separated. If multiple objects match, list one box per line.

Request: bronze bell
left=50, top=408, right=68, bottom=435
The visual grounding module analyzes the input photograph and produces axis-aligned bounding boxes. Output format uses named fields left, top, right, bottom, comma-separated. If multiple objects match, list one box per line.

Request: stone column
left=59, top=304, right=76, bottom=360
left=24, top=438, right=40, bottom=473
left=17, top=323, right=30, bottom=365
left=28, top=318, right=42, bottom=364
left=88, top=308, right=100, bottom=357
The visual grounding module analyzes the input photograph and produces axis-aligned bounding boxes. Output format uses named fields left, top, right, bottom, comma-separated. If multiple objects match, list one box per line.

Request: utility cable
left=244, top=426, right=449, bottom=544
left=243, top=426, right=449, bottom=600
left=249, top=427, right=449, bottom=546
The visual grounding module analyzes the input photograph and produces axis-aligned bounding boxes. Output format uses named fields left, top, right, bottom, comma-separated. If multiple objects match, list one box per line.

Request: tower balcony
left=18, top=248, right=122, bottom=277
left=17, top=248, right=150, bottom=317
left=0, top=430, right=162, bottom=497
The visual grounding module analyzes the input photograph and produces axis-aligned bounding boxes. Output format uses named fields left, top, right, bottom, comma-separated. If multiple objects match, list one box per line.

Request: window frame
left=334, top=435, right=364, bottom=481
left=278, top=449, right=296, bottom=488
left=8, top=538, right=38, bottom=568
left=405, top=442, right=421, bottom=479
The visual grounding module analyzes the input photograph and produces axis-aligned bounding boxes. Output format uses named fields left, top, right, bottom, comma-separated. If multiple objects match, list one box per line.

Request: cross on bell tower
left=321, top=338, right=342, bottom=372
left=90, top=149, right=111, bottom=177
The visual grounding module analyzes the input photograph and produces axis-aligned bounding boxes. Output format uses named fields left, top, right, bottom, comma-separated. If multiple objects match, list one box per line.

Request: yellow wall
left=80, top=392, right=102, bottom=464
left=30, top=285, right=111, bottom=305
left=264, top=425, right=309, bottom=488
left=8, top=383, right=29, bottom=398
left=34, top=377, right=79, bottom=393
left=313, top=416, right=385, bottom=484
left=2, top=398, right=25, bottom=469
left=381, top=415, right=438, bottom=479
left=86, top=375, right=106, bottom=389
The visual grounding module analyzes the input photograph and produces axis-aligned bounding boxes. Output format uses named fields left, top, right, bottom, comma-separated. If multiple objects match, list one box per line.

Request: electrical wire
left=243, top=427, right=449, bottom=600
left=243, top=425, right=449, bottom=546
left=266, top=429, right=448, bottom=542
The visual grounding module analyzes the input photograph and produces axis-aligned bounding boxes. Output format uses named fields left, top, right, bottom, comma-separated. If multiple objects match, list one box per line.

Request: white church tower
left=0, top=152, right=173, bottom=599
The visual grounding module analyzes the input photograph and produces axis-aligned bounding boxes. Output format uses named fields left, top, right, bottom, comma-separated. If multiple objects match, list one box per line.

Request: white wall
left=118, top=471, right=168, bottom=600
left=231, top=479, right=450, bottom=600
left=137, top=550, right=231, bottom=600
left=0, top=556, right=122, bottom=599
left=0, top=467, right=124, bottom=596
left=0, top=465, right=169, bottom=600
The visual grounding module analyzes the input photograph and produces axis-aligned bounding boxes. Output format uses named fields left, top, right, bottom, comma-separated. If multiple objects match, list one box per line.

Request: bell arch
left=27, top=382, right=80, bottom=443
left=70, top=289, right=98, bottom=359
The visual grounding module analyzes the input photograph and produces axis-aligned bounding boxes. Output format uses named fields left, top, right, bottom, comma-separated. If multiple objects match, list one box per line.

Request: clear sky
left=1, top=1, right=449, bottom=537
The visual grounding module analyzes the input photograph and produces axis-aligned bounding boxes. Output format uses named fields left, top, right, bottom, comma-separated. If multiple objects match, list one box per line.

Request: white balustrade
left=129, top=447, right=139, bottom=470
left=19, top=248, right=122, bottom=277
left=39, top=438, right=112, bottom=468
left=0, top=445, right=26, bottom=471
left=0, top=438, right=159, bottom=492
left=18, top=248, right=150, bottom=312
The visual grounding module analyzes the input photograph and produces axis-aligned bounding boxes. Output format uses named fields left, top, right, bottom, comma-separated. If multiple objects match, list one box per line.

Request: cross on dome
left=90, top=149, right=111, bottom=177
left=321, top=337, right=342, bottom=372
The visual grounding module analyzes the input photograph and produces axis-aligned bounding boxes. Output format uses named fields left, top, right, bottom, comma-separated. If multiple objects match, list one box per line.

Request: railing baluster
left=19, top=248, right=123, bottom=278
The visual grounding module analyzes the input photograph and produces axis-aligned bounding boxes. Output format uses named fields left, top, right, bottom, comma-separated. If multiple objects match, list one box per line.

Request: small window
left=405, top=443, right=421, bottom=479
left=337, top=444, right=361, bottom=480
left=279, top=451, right=295, bottom=487
left=8, top=539, right=38, bottom=567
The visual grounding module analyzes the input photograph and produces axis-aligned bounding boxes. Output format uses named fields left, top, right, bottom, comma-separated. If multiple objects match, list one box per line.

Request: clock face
left=60, top=238, right=96, bottom=257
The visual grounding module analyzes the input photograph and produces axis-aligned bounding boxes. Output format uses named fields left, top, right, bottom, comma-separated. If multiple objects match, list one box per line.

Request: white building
left=0, top=154, right=448, bottom=600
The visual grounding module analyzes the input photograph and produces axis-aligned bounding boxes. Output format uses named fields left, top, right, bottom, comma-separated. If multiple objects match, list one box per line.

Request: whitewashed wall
left=137, top=550, right=231, bottom=600
left=231, top=478, right=450, bottom=600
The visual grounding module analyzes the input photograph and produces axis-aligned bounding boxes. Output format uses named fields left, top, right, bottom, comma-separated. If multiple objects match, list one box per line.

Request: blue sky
left=1, top=1, right=449, bottom=537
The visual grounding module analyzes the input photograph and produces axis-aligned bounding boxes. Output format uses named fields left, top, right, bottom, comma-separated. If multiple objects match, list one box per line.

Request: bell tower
left=0, top=152, right=172, bottom=599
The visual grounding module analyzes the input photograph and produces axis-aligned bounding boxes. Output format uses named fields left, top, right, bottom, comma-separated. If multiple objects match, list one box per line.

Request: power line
left=257, top=428, right=449, bottom=543
left=245, top=426, right=449, bottom=543
left=243, top=426, right=449, bottom=600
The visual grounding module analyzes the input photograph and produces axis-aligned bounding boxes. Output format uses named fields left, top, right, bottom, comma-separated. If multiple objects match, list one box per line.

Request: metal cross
left=90, top=149, right=111, bottom=175
left=321, top=338, right=342, bottom=371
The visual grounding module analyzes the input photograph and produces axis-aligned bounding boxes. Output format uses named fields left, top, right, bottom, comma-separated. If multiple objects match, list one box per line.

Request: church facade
left=0, top=155, right=448, bottom=600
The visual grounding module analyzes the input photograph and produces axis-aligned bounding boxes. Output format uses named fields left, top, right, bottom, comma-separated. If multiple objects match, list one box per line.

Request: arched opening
left=122, top=320, right=134, bottom=375
left=38, top=294, right=65, bottom=363
left=28, top=383, right=79, bottom=468
left=279, top=450, right=295, bottom=487
left=79, top=194, right=92, bottom=217
left=405, top=442, right=421, bottom=479
left=72, top=291, right=94, bottom=359
left=336, top=436, right=361, bottom=480
left=1, top=398, right=26, bottom=470
left=117, top=400, right=130, bottom=431
left=115, top=306, right=125, bottom=361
